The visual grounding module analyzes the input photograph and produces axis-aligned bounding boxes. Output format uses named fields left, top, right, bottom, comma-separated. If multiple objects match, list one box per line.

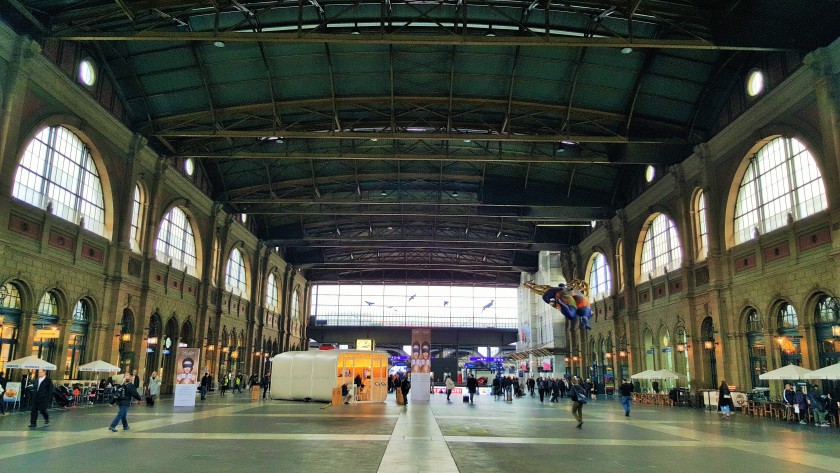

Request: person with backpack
left=569, top=377, right=587, bottom=429
left=108, top=374, right=141, bottom=432
left=400, top=376, right=411, bottom=405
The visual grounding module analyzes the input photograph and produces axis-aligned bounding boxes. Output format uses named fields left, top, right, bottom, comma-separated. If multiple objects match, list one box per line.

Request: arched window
left=694, top=190, right=709, bottom=260
left=0, top=284, right=23, bottom=372
left=155, top=207, right=198, bottom=276
left=38, top=292, right=59, bottom=318
left=615, top=239, right=624, bottom=291
left=68, top=300, right=91, bottom=379
left=734, top=136, right=827, bottom=244
left=13, top=125, right=107, bottom=237
left=291, top=288, right=301, bottom=322
left=814, top=296, right=840, bottom=369
left=225, top=248, right=248, bottom=298
left=129, top=184, right=145, bottom=253
left=587, top=252, right=611, bottom=300
left=266, top=273, right=278, bottom=311
left=745, top=308, right=767, bottom=388
left=776, top=302, right=802, bottom=366
left=639, top=213, right=683, bottom=282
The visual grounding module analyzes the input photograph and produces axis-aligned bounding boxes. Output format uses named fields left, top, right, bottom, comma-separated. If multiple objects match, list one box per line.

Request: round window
left=79, top=59, right=97, bottom=87
left=746, top=69, right=764, bottom=97
left=184, top=158, right=195, bottom=176
left=645, top=165, right=656, bottom=183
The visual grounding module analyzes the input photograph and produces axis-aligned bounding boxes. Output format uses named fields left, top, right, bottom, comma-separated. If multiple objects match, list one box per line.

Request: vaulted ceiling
left=5, top=1, right=838, bottom=285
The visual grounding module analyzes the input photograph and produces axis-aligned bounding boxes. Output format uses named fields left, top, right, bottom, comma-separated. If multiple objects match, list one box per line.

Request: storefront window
left=0, top=283, right=22, bottom=373
left=745, top=308, right=768, bottom=388
left=777, top=303, right=801, bottom=366
left=32, top=292, right=60, bottom=364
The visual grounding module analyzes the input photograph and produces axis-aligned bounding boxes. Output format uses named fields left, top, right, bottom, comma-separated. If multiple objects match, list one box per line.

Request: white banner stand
left=410, top=373, right=431, bottom=403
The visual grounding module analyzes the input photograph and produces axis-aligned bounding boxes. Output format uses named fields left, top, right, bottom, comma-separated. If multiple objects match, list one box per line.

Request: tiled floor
left=1, top=392, right=838, bottom=472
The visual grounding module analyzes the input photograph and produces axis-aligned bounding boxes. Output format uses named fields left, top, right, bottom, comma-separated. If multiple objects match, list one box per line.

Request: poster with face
left=175, top=348, right=200, bottom=385
left=411, top=328, right=431, bottom=374
left=174, top=347, right=201, bottom=407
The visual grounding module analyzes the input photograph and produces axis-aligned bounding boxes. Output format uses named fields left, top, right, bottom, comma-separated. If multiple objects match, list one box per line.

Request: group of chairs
left=742, top=400, right=840, bottom=428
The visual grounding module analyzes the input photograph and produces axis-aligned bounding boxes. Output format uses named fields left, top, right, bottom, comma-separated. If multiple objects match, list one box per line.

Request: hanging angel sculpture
left=523, top=280, right=592, bottom=330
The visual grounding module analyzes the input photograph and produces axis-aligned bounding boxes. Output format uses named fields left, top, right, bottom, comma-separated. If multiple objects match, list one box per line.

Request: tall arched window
left=0, top=284, right=23, bottom=372
left=129, top=184, right=145, bottom=253
left=226, top=248, right=248, bottom=298
left=13, top=125, right=107, bottom=237
left=639, top=213, right=683, bottom=282
left=67, top=300, right=91, bottom=379
left=734, top=136, right=827, bottom=244
left=266, top=273, right=278, bottom=311
left=291, top=288, right=301, bottom=322
left=814, top=296, right=840, bottom=371
left=776, top=302, right=802, bottom=366
left=155, top=207, right=198, bottom=276
left=745, top=308, right=768, bottom=388
left=615, top=239, right=624, bottom=291
left=587, top=252, right=611, bottom=300
left=694, top=190, right=709, bottom=260
left=33, top=292, right=60, bottom=363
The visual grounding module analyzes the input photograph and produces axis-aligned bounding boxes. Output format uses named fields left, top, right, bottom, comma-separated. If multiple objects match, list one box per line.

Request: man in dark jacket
left=200, top=372, right=212, bottom=400
left=108, top=374, right=142, bottom=432
left=466, top=374, right=477, bottom=403
left=619, top=379, right=634, bottom=417
left=400, top=376, right=411, bottom=405
left=261, top=372, right=270, bottom=399
left=29, top=369, right=54, bottom=428
left=808, top=384, right=829, bottom=426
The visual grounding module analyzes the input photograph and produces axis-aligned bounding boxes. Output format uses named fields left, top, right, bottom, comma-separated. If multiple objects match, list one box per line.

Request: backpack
left=575, top=388, right=588, bottom=404
left=110, top=384, right=126, bottom=404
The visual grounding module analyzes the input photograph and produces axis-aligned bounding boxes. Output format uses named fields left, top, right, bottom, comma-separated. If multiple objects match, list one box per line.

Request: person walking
left=445, top=375, right=455, bottom=401
left=147, top=371, right=160, bottom=406
left=108, top=375, right=142, bottom=432
left=200, top=372, right=212, bottom=400
left=220, top=371, right=230, bottom=396
left=618, top=378, right=634, bottom=417
left=569, top=377, right=587, bottom=429
left=718, top=380, right=733, bottom=420
left=29, top=369, right=54, bottom=428
left=537, top=377, right=545, bottom=403
left=400, top=376, right=411, bottom=405
left=466, top=374, right=478, bottom=404
left=261, top=372, right=270, bottom=399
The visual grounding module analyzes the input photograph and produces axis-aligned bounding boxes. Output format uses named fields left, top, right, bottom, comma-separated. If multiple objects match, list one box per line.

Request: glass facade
left=311, top=284, right=517, bottom=328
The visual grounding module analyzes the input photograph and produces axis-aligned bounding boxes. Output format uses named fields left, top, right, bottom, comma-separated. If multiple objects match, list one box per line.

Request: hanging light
left=121, top=333, right=132, bottom=342
left=676, top=343, right=686, bottom=352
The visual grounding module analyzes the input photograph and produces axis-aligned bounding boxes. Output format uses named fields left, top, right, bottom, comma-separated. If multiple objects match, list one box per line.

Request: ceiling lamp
left=486, top=25, right=495, bottom=37
left=452, top=190, right=458, bottom=197
left=645, top=165, right=656, bottom=183
left=380, top=190, right=387, bottom=196
left=351, top=23, right=361, bottom=35
left=213, top=40, right=226, bottom=48
left=620, top=47, right=633, bottom=54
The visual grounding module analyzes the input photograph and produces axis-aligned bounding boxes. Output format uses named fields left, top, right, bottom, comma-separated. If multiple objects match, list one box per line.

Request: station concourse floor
left=1, top=391, right=839, bottom=473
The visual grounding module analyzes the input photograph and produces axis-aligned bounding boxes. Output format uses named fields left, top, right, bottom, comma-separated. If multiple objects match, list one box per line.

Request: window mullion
left=40, top=127, right=58, bottom=209
left=784, top=138, right=800, bottom=220
left=751, top=155, right=766, bottom=236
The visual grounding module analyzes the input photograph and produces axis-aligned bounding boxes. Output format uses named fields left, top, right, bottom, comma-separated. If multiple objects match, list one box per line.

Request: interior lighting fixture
left=620, top=47, right=633, bottom=54
left=121, top=333, right=132, bottom=342
left=704, top=340, right=714, bottom=350
left=79, top=59, right=97, bottom=86
left=452, top=191, right=458, bottom=197
left=147, top=337, right=158, bottom=346
left=351, top=23, right=361, bottom=35
left=746, top=69, right=764, bottom=97
left=380, top=190, right=387, bottom=196
left=676, top=343, right=686, bottom=352
left=463, top=139, right=471, bottom=143
left=619, top=350, right=627, bottom=357
left=486, top=25, right=495, bottom=37
left=645, top=165, right=655, bottom=183
left=213, top=40, right=226, bottom=48
left=590, top=220, right=597, bottom=228
left=833, top=325, right=840, bottom=337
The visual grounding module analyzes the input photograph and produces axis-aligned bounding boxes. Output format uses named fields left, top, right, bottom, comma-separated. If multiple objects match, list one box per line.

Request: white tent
left=630, top=369, right=658, bottom=380
left=758, top=364, right=812, bottom=380
left=803, top=362, right=840, bottom=380
left=653, top=369, right=685, bottom=380
left=78, top=360, right=121, bottom=373
left=4, top=355, right=57, bottom=370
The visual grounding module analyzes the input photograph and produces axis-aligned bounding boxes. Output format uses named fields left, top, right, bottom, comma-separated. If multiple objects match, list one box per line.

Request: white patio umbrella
left=802, top=362, right=840, bottom=380
left=630, top=369, right=658, bottom=380
left=652, top=369, right=686, bottom=380
left=77, top=360, right=121, bottom=373
left=758, top=363, right=812, bottom=380
left=4, top=355, right=57, bottom=370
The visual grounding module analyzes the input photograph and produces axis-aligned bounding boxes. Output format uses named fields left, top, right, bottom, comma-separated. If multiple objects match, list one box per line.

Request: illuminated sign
left=35, top=329, right=60, bottom=339
left=469, top=357, right=504, bottom=363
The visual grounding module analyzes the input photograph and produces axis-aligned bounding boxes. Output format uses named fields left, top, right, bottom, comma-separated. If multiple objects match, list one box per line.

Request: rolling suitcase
left=462, top=395, right=469, bottom=403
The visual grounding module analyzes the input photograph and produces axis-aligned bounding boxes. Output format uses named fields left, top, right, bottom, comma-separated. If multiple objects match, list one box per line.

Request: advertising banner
left=173, top=347, right=200, bottom=407
left=410, top=328, right=431, bottom=402
left=3, top=382, right=21, bottom=405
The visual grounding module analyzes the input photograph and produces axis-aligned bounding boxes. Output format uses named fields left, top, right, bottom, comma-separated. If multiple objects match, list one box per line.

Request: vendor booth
left=270, top=350, right=389, bottom=402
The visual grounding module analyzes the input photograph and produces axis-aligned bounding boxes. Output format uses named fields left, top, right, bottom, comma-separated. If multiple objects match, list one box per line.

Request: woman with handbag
left=718, top=380, right=733, bottom=419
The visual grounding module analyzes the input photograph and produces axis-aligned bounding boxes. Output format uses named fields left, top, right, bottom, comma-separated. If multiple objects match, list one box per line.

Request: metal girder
left=46, top=32, right=784, bottom=52
left=155, top=129, right=677, bottom=144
